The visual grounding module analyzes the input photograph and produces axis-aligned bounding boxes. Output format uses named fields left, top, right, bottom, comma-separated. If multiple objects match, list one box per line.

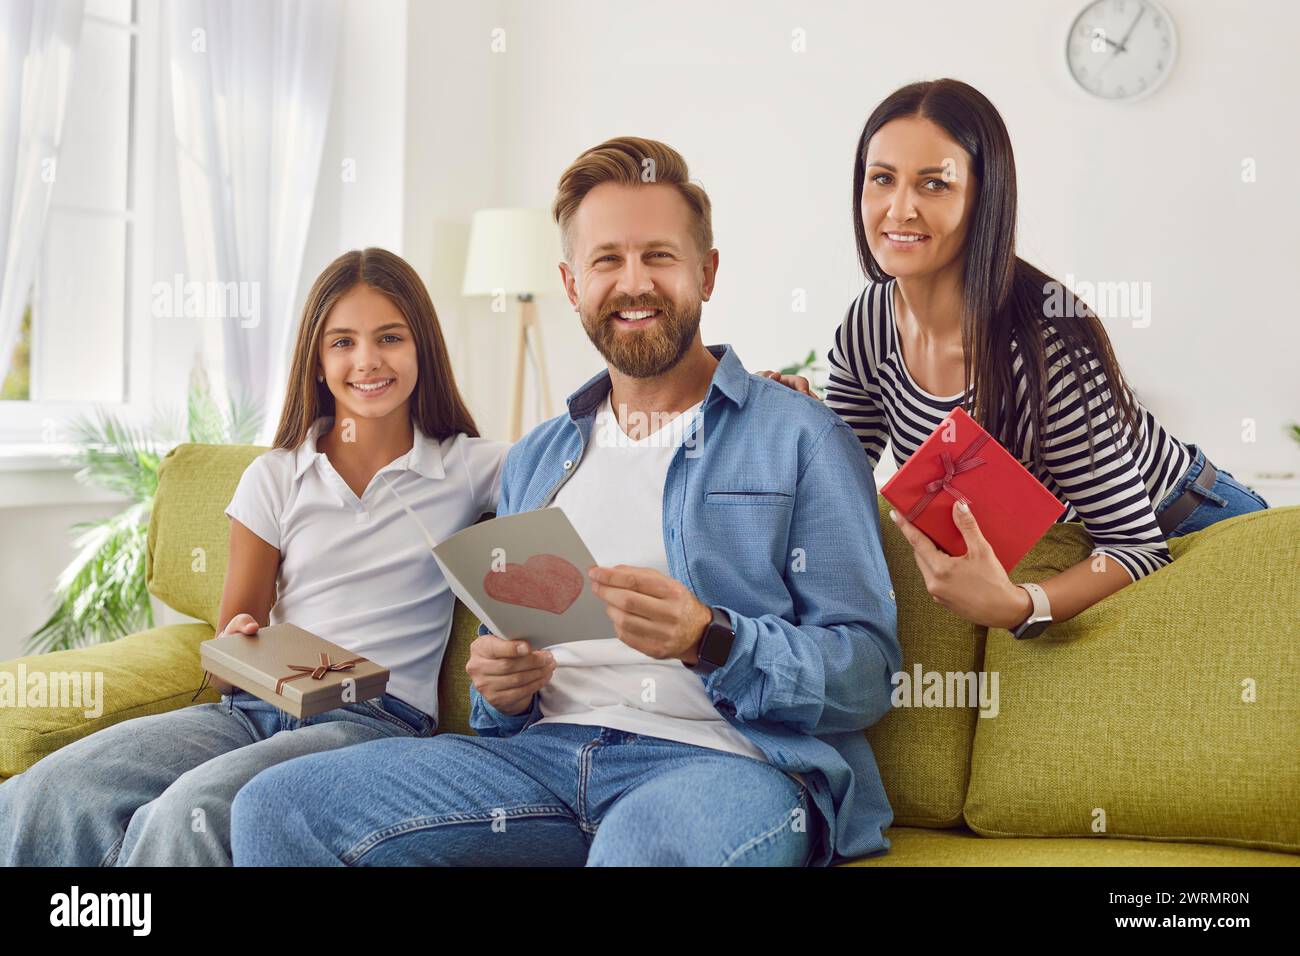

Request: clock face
left=1067, top=0, right=1177, bottom=100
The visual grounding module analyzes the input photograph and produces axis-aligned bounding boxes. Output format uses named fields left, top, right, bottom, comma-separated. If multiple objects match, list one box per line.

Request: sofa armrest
left=0, top=623, right=218, bottom=779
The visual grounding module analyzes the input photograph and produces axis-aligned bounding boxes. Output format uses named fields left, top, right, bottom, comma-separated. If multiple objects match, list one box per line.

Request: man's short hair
left=551, top=136, right=714, bottom=264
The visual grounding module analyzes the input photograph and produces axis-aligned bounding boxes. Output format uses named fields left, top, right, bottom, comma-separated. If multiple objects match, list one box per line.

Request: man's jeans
left=0, top=690, right=432, bottom=866
left=232, top=722, right=821, bottom=866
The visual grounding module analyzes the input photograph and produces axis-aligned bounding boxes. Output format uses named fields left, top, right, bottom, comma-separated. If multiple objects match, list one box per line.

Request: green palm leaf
left=25, top=372, right=263, bottom=653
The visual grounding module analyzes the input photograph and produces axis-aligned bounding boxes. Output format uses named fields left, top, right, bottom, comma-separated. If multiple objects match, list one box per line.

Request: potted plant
left=26, top=367, right=261, bottom=654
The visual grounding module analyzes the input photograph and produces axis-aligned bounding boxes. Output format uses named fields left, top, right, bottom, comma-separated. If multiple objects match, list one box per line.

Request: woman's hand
left=756, top=369, right=822, bottom=401
left=888, top=500, right=1032, bottom=629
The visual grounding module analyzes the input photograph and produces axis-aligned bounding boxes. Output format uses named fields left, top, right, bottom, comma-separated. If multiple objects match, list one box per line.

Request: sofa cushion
left=964, top=506, right=1300, bottom=854
left=0, top=624, right=219, bottom=778
left=844, top=826, right=1300, bottom=866
left=864, top=495, right=989, bottom=828
left=147, top=443, right=269, bottom=628
left=435, top=601, right=479, bottom=735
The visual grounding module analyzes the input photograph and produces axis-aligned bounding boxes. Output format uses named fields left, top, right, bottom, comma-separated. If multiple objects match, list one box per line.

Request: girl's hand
left=211, top=614, right=260, bottom=696
left=757, top=369, right=822, bottom=401
left=889, top=500, right=1032, bottom=629
left=220, top=613, right=260, bottom=637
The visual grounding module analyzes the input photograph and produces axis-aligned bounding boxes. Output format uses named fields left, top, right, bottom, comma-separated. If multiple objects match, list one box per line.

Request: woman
left=0, top=248, right=510, bottom=865
left=763, top=79, right=1268, bottom=634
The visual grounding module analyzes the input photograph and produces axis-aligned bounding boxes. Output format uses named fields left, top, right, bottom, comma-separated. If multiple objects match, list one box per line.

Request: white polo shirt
left=224, top=416, right=508, bottom=723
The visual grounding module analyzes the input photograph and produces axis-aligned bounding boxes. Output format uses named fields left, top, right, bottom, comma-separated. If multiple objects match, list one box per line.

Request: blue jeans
left=231, top=722, right=821, bottom=866
left=1153, top=444, right=1269, bottom=538
left=0, top=690, right=432, bottom=866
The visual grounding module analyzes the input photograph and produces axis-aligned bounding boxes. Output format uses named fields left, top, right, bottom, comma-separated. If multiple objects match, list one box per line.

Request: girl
left=762, top=79, right=1268, bottom=636
left=0, top=248, right=509, bottom=865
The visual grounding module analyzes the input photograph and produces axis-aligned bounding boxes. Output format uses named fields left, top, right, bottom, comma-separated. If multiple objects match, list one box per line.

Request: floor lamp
left=461, top=208, right=562, bottom=441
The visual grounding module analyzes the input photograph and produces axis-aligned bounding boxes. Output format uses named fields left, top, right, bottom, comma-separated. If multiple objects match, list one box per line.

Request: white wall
left=402, top=0, right=1300, bottom=489
left=7, top=0, right=1298, bottom=661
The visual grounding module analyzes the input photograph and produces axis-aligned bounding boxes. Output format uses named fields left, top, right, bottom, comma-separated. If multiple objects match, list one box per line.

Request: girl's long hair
left=851, top=79, right=1140, bottom=472
left=271, top=248, right=478, bottom=450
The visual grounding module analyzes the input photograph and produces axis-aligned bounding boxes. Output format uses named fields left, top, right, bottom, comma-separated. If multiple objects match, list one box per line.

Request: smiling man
left=230, top=137, right=902, bottom=867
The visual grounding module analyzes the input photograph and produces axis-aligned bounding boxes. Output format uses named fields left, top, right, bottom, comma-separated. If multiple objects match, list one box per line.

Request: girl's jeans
left=231, top=722, right=821, bottom=866
left=0, top=690, right=432, bottom=866
left=1154, top=444, right=1269, bottom=538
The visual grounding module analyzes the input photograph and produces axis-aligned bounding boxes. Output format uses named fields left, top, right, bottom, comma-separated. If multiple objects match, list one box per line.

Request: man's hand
left=466, top=634, right=557, bottom=716
left=588, top=564, right=713, bottom=664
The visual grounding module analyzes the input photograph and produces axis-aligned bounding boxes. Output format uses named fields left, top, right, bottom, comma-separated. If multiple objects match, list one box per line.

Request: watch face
left=1015, top=619, right=1050, bottom=640
left=700, top=618, right=735, bottom=665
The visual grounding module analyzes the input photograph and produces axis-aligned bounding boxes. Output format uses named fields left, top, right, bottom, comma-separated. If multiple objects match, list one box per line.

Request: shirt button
left=888, top=589, right=895, bottom=601
left=355, top=511, right=370, bottom=524
left=563, top=460, right=573, bottom=470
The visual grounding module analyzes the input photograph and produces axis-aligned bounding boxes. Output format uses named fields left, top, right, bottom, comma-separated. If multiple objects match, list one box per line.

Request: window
left=1, top=0, right=158, bottom=443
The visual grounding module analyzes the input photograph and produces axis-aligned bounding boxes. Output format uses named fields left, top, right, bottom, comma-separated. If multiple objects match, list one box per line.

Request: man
left=230, top=136, right=900, bottom=866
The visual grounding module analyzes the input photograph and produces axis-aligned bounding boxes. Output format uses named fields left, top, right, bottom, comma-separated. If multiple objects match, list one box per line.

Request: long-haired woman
left=763, top=79, right=1268, bottom=635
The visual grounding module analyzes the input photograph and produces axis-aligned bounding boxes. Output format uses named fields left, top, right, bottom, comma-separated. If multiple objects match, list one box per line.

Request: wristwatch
left=1011, top=582, right=1052, bottom=640
left=686, top=606, right=735, bottom=675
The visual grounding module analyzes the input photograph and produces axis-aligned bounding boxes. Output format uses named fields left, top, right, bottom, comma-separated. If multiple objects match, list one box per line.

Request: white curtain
left=0, top=0, right=85, bottom=379
left=166, top=0, right=341, bottom=432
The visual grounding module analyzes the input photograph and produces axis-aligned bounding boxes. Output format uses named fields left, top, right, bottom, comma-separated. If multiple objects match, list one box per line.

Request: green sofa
left=3, top=443, right=1297, bottom=866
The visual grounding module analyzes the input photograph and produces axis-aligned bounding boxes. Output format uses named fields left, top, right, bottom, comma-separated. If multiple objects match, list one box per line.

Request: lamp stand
left=508, top=294, right=553, bottom=441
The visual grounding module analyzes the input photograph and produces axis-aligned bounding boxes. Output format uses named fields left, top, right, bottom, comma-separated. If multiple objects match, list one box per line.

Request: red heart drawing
left=483, top=553, right=584, bottom=615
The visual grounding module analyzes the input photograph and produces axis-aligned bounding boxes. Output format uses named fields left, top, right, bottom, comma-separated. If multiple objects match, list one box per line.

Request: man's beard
left=580, top=293, right=702, bottom=379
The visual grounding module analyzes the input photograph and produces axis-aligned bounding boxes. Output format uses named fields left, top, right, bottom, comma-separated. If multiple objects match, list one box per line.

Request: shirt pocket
left=703, top=490, right=794, bottom=508
left=696, top=489, right=795, bottom=592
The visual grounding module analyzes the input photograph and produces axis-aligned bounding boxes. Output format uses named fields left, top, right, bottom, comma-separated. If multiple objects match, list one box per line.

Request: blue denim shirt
left=468, top=343, right=901, bottom=864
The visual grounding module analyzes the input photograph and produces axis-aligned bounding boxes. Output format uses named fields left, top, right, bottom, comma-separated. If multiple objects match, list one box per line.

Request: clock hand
left=1097, top=9, right=1145, bottom=77
left=1115, top=7, right=1146, bottom=53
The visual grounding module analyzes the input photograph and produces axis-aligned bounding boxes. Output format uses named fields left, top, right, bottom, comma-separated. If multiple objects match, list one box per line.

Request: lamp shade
left=461, top=208, right=562, bottom=297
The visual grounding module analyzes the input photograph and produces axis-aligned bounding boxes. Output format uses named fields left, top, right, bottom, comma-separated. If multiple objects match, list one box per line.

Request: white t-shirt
left=535, top=393, right=770, bottom=764
left=224, top=416, right=508, bottom=723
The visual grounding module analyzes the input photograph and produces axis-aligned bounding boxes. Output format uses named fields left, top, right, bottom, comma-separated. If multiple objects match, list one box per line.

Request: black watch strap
left=688, top=606, right=735, bottom=675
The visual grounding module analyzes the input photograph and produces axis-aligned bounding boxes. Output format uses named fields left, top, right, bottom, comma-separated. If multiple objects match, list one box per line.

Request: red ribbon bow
left=275, top=653, right=367, bottom=696
left=903, top=432, right=991, bottom=523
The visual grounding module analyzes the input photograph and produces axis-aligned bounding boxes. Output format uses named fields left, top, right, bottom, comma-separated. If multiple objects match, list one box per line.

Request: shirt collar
left=564, top=343, right=750, bottom=420
left=292, top=416, right=446, bottom=481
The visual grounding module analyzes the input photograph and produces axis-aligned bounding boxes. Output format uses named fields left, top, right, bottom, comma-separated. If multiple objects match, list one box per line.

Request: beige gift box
left=199, top=623, right=389, bottom=718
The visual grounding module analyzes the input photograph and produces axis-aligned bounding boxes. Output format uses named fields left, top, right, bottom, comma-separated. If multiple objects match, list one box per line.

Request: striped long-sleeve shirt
left=826, top=279, right=1195, bottom=582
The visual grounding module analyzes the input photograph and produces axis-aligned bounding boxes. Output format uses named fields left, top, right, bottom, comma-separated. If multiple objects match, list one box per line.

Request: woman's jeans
left=1153, top=444, right=1270, bottom=538
left=231, top=722, right=820, bottom=866
left=0, top=690, right=432, bottom=866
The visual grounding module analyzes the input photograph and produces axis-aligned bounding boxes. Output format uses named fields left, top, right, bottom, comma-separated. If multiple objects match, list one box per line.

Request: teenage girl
left=0, top=248, right=509, bottom=865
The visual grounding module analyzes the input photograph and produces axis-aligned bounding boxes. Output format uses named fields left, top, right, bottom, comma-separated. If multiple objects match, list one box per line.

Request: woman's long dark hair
left=851, top=79, right=1140, bottom=473
left=272, top=248, right=478, bottom=450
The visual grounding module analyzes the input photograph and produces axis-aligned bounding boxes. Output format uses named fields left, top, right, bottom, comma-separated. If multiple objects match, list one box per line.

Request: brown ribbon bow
left=904, top=432, right=991, bottom=523
left=275, top=653, right=367, bottom=696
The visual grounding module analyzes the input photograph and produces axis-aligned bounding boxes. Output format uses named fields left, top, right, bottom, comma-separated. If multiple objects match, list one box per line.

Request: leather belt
left=1157, top=457, right=1218, bottom=537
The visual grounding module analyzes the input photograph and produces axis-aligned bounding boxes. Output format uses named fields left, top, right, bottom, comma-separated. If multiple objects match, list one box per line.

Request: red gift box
left=880, top=406, right=1066, bottom=572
